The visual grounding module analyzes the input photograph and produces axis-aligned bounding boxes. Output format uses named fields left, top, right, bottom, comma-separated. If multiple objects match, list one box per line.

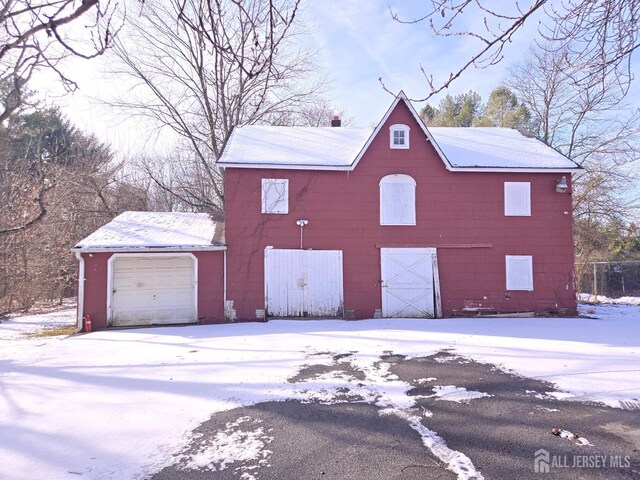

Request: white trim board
left=73, top=246, right=226, bottom=253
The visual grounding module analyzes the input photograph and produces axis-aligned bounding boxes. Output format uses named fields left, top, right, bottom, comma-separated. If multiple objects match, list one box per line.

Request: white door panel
left=381, top=248, right=435, bottom=318
left=265, top=249, right=343, bottom=317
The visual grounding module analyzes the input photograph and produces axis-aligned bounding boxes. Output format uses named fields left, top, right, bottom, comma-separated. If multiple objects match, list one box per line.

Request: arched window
left=389, top=124, right=410, bottom=149
left=379, top=174, right=416, bottom=225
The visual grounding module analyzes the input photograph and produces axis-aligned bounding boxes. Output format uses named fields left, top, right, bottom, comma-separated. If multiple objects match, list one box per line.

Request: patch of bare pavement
left=153, top=352, right=640, bottom=480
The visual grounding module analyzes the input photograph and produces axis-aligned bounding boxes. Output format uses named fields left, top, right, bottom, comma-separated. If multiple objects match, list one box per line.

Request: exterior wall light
left=556, top=176, right=568, bottom=193
left=296, top=219, right=309, bottom=249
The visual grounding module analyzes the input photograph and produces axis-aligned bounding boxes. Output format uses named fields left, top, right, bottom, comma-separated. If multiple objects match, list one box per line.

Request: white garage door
left=110, top=255, right=197, bottom=327
left=265, top=249, right=343, bottom=317
left=381, top=248, right=436, bottom=318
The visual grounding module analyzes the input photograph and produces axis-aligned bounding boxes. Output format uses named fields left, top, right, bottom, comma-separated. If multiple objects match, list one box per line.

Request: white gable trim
left=349, top=91, right=453, bottom=171
left=71, top=246, right=226, bottom=253
left=217, top=162, right=579, bottom=173
left=447, top=167, right=578, bottom=173
left=217, top=162, right=354, bottom=171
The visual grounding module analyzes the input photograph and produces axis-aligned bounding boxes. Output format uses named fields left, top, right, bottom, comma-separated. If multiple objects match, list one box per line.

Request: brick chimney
left=331, top=115, right=341, bottom=127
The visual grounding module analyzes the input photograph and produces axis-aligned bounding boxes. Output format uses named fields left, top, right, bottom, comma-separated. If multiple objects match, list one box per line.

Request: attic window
left=261, top=179, right=288, bottom=214
left=390, top=124, right=410, bottom=149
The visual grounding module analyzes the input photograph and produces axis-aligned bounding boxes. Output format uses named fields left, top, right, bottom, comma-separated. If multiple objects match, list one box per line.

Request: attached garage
left=73, top=211, right=225, bottom=331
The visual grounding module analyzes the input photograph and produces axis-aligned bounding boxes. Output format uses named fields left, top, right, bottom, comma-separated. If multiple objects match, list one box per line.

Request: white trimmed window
left=505, top=255, right=534, bottom=291
left=504, top=182, right=531, bottom=216
left=261, top=179, right=288, bottom=214
left=390, top=124, right=410, bottom=149
left=379, top=174, right=416, bottom=225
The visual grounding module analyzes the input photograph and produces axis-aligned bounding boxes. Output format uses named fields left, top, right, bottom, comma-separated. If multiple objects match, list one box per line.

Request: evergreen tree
left=419, top=90, right=482, bottom=127
left=475, top=86, right=531, bottom=128
left=419, top=104, right=438, bottom=124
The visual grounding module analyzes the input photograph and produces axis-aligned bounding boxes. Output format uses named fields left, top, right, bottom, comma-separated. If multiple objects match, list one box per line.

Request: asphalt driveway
left=153, top=352, right=640, bottom=480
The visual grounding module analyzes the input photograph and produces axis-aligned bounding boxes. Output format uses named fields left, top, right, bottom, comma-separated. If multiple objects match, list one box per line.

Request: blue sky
left=306, top=0, right=546, bottom=126
left=33, top=0, right=639, bottom=156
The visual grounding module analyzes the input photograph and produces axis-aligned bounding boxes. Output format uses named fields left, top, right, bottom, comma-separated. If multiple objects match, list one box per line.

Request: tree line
left=420, top=87, right=530, bottom=129
left=0, top=99, right=150, bottom=313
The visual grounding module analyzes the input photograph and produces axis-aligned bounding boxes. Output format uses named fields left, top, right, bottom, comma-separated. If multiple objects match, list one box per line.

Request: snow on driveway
left=1, top=304, right=639, bottom=479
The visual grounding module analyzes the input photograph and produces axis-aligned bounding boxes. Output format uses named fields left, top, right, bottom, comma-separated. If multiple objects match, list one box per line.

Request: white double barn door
left=264, top=249, right=343, bottom=317
left=265, top=247, right=437, bottom=319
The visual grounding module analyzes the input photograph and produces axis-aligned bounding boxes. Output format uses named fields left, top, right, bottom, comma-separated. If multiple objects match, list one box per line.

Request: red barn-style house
left=73, top=92, right=581, bottom=330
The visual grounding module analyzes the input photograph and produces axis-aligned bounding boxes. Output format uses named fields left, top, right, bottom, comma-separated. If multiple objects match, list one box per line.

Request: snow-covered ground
left=0, top=308, right=76, bottom=340
left=578, top=293, right=640, bottom=305
left=0, top=308, right=76, bottom=360
left=1, top=303, right=639, bottom=480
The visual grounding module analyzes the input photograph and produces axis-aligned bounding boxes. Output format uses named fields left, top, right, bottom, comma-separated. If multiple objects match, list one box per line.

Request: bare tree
left=107, top=0, right=324, bottom=213
left=384, top=1, right=640, bottom=101
left=0, top=0, right=123, bottom=123
left=0, top=107, right=55, bottom=236
left=268, top=99, right=354, bottom=127
left=507, top=45, right=640, bottom=264
left=0, top=1, right=124, bottom=236
left=0, top=107, right=148, bottom=313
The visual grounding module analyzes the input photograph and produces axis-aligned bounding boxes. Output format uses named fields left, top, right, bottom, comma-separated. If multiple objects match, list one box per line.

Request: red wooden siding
left=81, top=250, right=225, bottom=330
left=224, top=101, right=576, bottom=320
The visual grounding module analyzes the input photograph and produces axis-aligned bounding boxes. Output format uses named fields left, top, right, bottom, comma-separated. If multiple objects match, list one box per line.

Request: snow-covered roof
left=74, top=211, right=224, bottom=250
left=217, top=94, right=581, bottom=172
left=217, top=126, right=374, bottom=168
left=428, top=127, right=580, bottom=170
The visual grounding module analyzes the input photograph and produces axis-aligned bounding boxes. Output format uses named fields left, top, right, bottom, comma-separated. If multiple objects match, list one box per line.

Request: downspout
left=74, top=251, right=85, bottom=333
left=223, top=249, right=227, bottom=317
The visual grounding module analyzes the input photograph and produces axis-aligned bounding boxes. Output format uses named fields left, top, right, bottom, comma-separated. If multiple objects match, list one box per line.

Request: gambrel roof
left=217, top=92, right=582, bottom=173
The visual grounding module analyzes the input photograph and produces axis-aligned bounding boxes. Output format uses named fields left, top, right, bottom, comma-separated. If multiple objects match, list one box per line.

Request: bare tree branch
left=507, top=44, right=640, bottom=261
left=106, top=0, right=326, bottom=213
left=1, top=0, right=123, bottom=122
left=385, top=0, right=639, bottom=102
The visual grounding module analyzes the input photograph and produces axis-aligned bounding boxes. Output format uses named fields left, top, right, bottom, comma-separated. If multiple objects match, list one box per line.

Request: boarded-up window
left=262, top=179, right=288, bottom=214
left=380, top=174, right=416, bottom=225
left=505, top=255, right=534, bottom=291
left=504, top=182, right=531, bottom=216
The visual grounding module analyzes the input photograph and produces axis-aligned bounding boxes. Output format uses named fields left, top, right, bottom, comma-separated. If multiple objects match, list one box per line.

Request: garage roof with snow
left=73, top=211, right=224, bottom=251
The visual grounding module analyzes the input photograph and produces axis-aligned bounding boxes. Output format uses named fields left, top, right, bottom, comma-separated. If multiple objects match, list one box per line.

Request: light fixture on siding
left=296, top=219, right=309, bottom=249
left=556, top=176, right=568, bottom=193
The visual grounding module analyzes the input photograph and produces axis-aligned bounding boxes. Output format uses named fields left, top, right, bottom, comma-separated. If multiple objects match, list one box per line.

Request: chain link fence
left=576, top=261, right=640, bottom=298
